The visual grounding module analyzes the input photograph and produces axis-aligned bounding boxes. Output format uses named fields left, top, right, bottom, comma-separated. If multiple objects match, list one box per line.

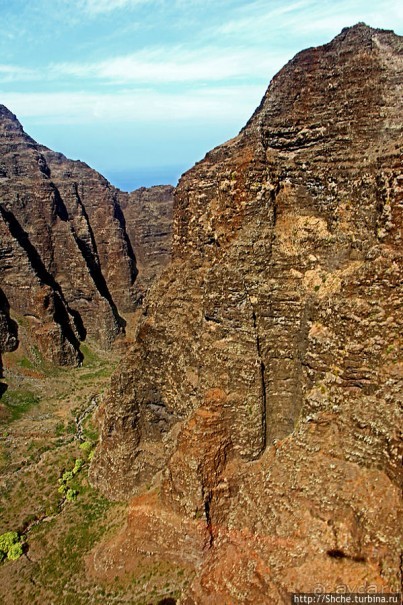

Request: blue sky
left=1, top=0, right=402, bottom=190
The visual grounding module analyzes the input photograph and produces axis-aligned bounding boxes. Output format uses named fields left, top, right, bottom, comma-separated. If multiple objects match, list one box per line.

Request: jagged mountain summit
left=90, top=24, right=402, bottom=601
left=0, top=109, right=173, bottom=370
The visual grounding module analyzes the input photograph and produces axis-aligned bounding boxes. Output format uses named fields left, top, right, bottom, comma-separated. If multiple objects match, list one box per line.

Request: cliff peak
left=0, top=105, right=18, bottom=121
left=337, top=21, right=395, bottom=38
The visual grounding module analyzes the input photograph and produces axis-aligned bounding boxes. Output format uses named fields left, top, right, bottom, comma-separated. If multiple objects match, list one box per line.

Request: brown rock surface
left=0, top=287, right=18, bottom=381
left=0, top=105, right=137, bottom=365
left=91, top=24, right=403, bottom=601
left=120, top=185, right=174, bottom=295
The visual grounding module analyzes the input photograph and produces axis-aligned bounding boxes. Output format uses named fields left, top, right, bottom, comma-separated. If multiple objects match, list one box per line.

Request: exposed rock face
left=120, top=185, right=174, bottom=294
left=0, top=106, right=138, bottom=364
left=0, top=288, right=18, bottom=379
left=91, top=25, right=403, bottom=600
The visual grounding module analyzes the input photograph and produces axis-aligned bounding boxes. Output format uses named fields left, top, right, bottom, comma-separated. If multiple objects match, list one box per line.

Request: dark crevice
left=327, top=549, right=366, bottom=563
left=0, top=204, right=84, bottom=355
left=269, top=178, right=281, bottom=225
left=205, top=235, right=221, bottom=247
left=327, top=549, right=347, bottom=559
left=252, top=307, right=267, bottom=451
left=51, top=292, right=83, bottom=355
left=1, top=204, right=60, bottom=292
left=68, top=308, right=86, bottom=341
left=72, top=183, right=100, bottom=257
left=0, top=288, right=19, bottom=354
left=204, top=313, right=222, bottom=324
left=203, top=491, right=214, bottom=548
left=112, top=198, right=138, bottom=284
left=53, top=186, right=69, bottom=222
left=37, top=153, right=51, bottom=178
left=260, top=359, right=267, bottom=447
left=71, top=229, right=126, bottom=330
left=70, top=185, right=126, bottom=329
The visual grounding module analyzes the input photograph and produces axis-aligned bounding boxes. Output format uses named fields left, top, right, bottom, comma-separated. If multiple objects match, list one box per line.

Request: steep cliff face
left=0, top=106, right=137, bottom=364
left=0, top=288, right=18, bottom=381
left=91, top=25, right=402, bottom=599
left=120, top=185, right=174, bottom=294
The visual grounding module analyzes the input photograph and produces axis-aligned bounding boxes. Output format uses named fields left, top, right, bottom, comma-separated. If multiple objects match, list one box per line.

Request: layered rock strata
left=0, top=288, right=17, bottom=380
left=0, top=106, right=138, bottom=364
left=91, top=24, right=403, bottom=600
left=120, top=185, right=174, bottom=294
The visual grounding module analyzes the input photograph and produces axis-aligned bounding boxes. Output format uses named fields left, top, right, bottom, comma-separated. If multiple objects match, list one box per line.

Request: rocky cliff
left=0, top=288, right=18, bottom=383
left=119, top=185, right=174, bottom=295
left=0, top=106, right=140, bottom=366
left=91, top=24, right=403, bottom=601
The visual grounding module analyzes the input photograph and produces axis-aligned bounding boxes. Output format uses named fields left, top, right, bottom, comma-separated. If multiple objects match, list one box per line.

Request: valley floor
left=0, top=335, right=185, bottom=605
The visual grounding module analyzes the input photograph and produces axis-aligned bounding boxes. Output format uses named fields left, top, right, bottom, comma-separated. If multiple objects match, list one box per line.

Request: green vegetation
left=62, top=470, right=74, bottom=483
left=1, top=389, right=40, bottom=422
left=0, top=336, right=190, bottom=602
left=0, top=531, right=24, bottom=562
left=7, top=541, right=23, bottom=560
left=80, top=343, right=104, bottom=368
left=81, top=417, right=99, bottom=442
left=66, top=420, right=76, bottom=435
left=79, top=441, right=93, bottom=454
left=58, top=458, right=85, bottom=502
left=73, top=458, right=84, bottom=474
left=78, top=342, right=118, bottom=381
left=18, top=357, right=35, bottom=370
left=66, top=488, right=78, bottom=502
left=79, top=440, right=96, bottom=462
left=29, top=486, right=117, bottom=604
left=54, top=421, right=65, bottom=437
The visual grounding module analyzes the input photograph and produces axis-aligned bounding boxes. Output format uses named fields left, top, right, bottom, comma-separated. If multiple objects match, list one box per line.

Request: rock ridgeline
left=91, top=25, right=403, bottom=600
left=0, top=107, right=174, bottom=367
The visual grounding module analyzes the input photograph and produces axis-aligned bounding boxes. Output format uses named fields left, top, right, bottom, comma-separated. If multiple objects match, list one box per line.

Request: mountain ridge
left=0, top=110, right=173, bottom=371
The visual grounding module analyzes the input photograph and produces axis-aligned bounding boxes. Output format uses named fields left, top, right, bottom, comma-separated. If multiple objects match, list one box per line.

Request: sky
left=0, top=0, right=402, bottom=191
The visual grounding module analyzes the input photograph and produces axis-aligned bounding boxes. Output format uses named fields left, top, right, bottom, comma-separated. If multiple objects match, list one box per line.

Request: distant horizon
left=1, top=1, right=402, bottom=189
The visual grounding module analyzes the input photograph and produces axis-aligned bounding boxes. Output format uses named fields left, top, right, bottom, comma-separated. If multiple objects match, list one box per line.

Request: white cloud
left=79, top=0, right=219, bottom=14
left=214, top=0, right=403, bottom=42
left=0, top=64, right=38, bottom=83
left=80, top=0, right=155, bottom=14
left=0, top=86, right=266, bottom=126
left=217, top=0, right=317, bottom=36
left=51, top=46, right=288, bottom=84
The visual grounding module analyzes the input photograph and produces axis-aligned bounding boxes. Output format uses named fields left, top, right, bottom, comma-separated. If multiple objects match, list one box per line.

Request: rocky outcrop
left=0, top=106, right=138, bottom=365
left=120, top=185, right=174, bottom=295
left=0, top=288, right=17, bottom=381
left=91, top=24, right=403, bottom=599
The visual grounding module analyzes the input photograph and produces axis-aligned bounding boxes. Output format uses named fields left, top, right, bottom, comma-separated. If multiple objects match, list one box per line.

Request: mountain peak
left=0, top=105, right=19, bottom=122
left=333, top=21, right=397, bottom=44
left=339, top=21, right=394, bottom=35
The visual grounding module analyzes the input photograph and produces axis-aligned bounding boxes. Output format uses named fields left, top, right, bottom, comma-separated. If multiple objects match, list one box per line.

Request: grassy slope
left=0, top=338, right=182, bottom=605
